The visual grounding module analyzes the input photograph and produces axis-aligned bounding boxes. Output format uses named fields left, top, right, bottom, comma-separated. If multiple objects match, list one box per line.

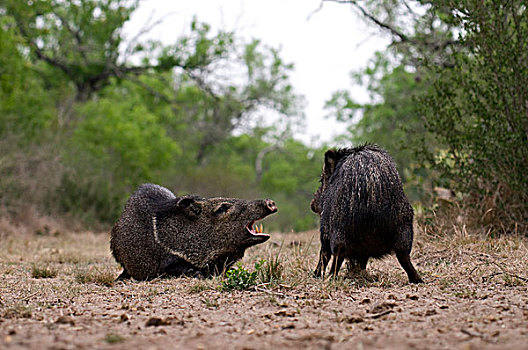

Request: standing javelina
left=110, top=184, right=278, bottom=281
left=310, top=145, right=423, bottom=283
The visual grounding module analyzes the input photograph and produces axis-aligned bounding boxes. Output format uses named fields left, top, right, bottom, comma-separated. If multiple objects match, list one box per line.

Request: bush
left=419, top=1, right=528, bottom=234
left=221, top=260, right=264, bottom=291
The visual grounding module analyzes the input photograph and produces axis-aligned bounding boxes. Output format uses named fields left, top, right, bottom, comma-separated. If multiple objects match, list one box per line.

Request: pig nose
left=265, top=199, right=277, bottom=213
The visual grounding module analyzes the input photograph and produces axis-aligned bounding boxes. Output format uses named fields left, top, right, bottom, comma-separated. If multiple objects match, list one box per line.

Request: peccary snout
left=265, top=199, right=278, bottom=213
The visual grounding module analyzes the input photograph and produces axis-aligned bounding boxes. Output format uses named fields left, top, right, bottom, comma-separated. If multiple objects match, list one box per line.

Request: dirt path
left=1, top=226, right=527, bottom=349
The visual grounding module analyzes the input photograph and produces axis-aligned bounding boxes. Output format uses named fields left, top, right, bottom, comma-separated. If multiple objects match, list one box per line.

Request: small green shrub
left=221, top=260, right=264, bottom=291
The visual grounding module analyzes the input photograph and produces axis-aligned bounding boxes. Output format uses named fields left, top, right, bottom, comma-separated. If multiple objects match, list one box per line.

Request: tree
left=325, top=52, right=426, bottom=173
left=321, top=0, right=446, bottom=200
left=0, top=14, right=55, bottom=139
left=1, top=0, right=143, bottom=101
left=322, top=0, right=461, bottom=68
left=2, top=1, right=303, bottom=155
left=419, top=0, right=528, bottom=232
left=0, top=1, right=307, bottom=227
left=321, top=0, right=456, bottom=177
left=326, top=0, right=528, bottom=233
left=168, top=37, right=303, bottom=162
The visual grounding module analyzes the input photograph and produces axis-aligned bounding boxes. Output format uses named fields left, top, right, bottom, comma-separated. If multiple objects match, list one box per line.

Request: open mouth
left=246, top=220, right=270, bottom=238
left=244, top=199, right=276, bottom=242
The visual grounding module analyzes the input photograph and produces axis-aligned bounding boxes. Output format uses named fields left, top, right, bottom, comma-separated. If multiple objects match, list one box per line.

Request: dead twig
left=22, top=291, right=40, bottom=302
left=254, top=286, right=290, bottom=298
left=461, top=327, right=483, bottom=338
left=367, top=309, right=393, bottom=319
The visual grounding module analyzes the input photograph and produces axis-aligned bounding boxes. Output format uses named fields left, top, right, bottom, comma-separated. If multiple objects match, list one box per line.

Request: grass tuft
left=187, top=278, right=219, bottom=293
left=104, top=333, right=125, bottom=344
left=2, top=303, right=33, bottom=319
left=31, top=264, right=58, bottom=278
left=75, top=266, right=115, bottom=287
left=259, top=242, right=285, bottom=285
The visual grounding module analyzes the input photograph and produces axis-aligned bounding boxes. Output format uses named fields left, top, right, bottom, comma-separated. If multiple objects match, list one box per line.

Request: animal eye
left=215, top=203, right=231, bottom=215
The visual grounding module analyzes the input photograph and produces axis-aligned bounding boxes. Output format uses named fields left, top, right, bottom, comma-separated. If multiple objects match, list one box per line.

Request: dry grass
left=1, top=217, right=528, bottom=349
left=74, top=266, right=116, bottom=287
left=31, top=265, right=58, bottom=279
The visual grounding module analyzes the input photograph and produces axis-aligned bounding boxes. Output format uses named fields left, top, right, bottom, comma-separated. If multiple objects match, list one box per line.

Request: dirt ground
left=1, top=218, right=528, bottom=350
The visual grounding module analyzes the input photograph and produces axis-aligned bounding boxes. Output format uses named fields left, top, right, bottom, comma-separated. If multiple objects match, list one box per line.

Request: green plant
left=453, top=288, right=477, bottom=299
left=418, top=1, right=528, bottom=233
left=259, top=256, right=284, bottom=285
left=259, top=244, right=284, bottom=285
left=221, top=260, right=264, bottom=291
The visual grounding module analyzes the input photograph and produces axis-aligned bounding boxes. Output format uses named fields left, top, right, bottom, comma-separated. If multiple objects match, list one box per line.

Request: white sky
left=124, top=0, right=389, bottom=144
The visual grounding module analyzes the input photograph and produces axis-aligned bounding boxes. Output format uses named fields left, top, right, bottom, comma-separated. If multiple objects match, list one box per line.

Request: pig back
left=320, top=148, right=409, bottom=254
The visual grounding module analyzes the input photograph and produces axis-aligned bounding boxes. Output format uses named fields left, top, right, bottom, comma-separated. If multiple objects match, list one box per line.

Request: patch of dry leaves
left=1, top=219, right=527, bottom=349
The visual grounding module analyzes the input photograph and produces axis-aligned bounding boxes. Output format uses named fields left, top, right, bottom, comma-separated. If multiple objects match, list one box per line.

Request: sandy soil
left=1, top=222, right=528, bottom=350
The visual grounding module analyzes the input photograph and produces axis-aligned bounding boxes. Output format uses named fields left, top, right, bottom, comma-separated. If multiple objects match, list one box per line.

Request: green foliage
left=104, top=333, right=126, bottom=344
left=324, top=0, right=457, bottom=199
left=0, top=16, right=55, bottom=140
left=75, top=267, right=115, bottom=287
left=221, top=260, right=264, bottom=291
left=328, top=1, right=527, bottom=233
left=418, top=1, right=528, bottom=231
left=259, top=247, right=284, bottom=285
left=47, top=86, right=180, bottom=223
left=2, top=0, right=139, bottom=101
left=259, top=139, right=323, bottom=231
left=0, top=0, right=314, bottom=230
left=156, top=17, right=233, bottom=71
left=177, top=134, right=263, bottom=197
left=74, top=97, right=180, bottom=183
left=325, top=53, right=425, bottom=171
left=325, top=52, right=434, bottom=201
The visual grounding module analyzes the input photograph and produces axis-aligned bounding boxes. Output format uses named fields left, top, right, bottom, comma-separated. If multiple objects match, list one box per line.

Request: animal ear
left=323, top=149, right=337, bottom=176
left=177, top=196, right=202, bottom=219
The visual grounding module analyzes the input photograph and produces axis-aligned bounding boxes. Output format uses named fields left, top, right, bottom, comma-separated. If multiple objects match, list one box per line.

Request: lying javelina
left=110, top=184, right=277, bottom=280
left=310, top=144, right=423, bottom=283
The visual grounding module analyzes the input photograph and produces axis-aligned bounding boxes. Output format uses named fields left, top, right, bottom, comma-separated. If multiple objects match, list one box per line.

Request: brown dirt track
left=1, top=219, right=528, bottom=350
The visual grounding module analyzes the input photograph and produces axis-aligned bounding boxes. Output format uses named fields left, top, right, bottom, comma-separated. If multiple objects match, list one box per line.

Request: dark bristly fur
left=110, top=184, right=277, bottom=281
left=311, top=144, right=423, bottom=283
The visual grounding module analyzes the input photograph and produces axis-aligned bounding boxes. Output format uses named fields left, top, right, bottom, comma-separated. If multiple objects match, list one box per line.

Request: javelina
left=110, top=184, right=277, bottom=280
left=310, top=144, right=423, bottom=283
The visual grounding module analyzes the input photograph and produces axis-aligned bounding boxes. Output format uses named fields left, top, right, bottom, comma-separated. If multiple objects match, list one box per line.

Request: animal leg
left=314, top=247, right=331, bottom=278
left=395, top=250, right=424, bottom=284
left=329, top=253, right=345, bottom=278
